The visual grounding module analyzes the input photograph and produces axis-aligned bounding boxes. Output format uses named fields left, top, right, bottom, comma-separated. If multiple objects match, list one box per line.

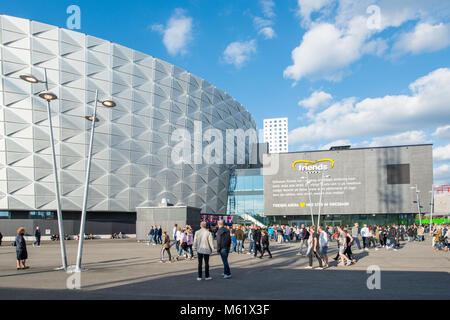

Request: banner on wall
left=201, top=215, right=234, bottom=225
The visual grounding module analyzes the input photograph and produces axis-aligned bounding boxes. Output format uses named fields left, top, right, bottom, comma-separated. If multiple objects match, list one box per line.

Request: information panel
left=263, top=146, right=433, bottom=216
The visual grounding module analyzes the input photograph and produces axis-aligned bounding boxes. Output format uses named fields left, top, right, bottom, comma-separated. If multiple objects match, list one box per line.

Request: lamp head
left=20, top=74, right=40, bottom=84
left=85, top=116, right=100, bottom=122
left=38, top=92, right=58, bottom=101
left=101, top=100, right=116, bottom=108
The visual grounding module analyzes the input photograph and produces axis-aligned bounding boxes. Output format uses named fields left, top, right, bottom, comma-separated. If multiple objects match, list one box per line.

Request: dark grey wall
left=0, top=219, right=135, bottom=237
left=136, top=206, right=202, bottom=241
left=264, top=145, right=433, bottom=216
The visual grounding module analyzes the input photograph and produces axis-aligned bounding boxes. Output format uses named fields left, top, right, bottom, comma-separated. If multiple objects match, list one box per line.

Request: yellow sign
left=300, top=202, right=306, bottom=208
left=292, top=159, right=335, bottom=171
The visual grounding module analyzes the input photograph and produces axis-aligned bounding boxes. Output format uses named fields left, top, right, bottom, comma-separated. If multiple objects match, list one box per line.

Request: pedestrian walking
left=252, top=226, right=263, bottom=258
left=194, top=221, right=215, bottom=280
left=351, top=223, right=361, bottom=250
left=216, top=220, right=232, bottom=279
left=297, top=224, right=309, bottom=256
left=260, top=229, right=272, bottom=258
left=235, top=225, right=245, bottom=254
left=14, top=227, right=29, bottom=270
left=160, top=231, right=173, bottom=263
left=319, top=226, right=329, bottom=268
left=33, top=226, right=41, bottom=247
left=305, top=226, right=323, bottom=270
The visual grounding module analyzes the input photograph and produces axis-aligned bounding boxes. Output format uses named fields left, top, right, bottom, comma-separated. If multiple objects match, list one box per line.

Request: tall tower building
left=263, top=117, right=288, bottom=153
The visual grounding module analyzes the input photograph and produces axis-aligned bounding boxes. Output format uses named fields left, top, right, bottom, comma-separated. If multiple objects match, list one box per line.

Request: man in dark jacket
left=157, top=226, right=163, bottom=244
left=33, top=226, right=41, bottom=247
left=252, top=226, right=263, bottom=258
left=216, top=220, right=232, bottom=278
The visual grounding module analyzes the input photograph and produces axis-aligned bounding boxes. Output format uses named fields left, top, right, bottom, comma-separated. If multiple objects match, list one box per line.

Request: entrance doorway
left=323, top=220, right=342, bottom=227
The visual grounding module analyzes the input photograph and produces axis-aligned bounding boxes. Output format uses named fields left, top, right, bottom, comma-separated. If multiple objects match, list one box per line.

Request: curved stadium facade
left=0, top=15, right=256, bottom=226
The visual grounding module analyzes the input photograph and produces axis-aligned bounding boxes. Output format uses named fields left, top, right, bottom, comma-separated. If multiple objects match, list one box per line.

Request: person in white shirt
left=318, top=226, right=329, bottom=268
left=361, top=224, right=370, bottom=251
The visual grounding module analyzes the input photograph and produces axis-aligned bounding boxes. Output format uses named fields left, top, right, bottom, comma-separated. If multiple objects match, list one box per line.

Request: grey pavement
left=0, top=236, right=448, bottom=300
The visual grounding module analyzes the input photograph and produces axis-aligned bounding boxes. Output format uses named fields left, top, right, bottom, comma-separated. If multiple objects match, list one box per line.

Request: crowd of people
left=4, top=221, right=448, bottom=273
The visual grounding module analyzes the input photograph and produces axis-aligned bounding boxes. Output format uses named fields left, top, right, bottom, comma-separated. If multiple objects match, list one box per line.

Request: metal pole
left=317, top=172, right=324, bottom=227
left=44, top=69, right=67, bottom=270
left=305, top=175, right=314, bottom=226
left=415, top=185, right=422, bottom=226
left=75, top=90, right=98, bottom=271
left=430, top=187, right=434, bottom=246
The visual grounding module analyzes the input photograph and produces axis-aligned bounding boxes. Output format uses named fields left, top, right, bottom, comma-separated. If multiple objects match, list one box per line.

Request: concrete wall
left=435, top=193, right=450, bottom=215
left=136, top=206, right=201, bottom=241
left=264, top=145, right=433, bottom=216
left=0, top=219, right=135, bottom=237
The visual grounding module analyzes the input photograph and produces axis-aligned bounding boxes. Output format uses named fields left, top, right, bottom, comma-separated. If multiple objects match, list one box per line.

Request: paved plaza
left=0, top=236, right=448, bottom=300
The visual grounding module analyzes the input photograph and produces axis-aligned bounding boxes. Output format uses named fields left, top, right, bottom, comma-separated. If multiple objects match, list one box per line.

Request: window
left=387, top=164, right=410, bottom=184
left=0, top=211, right=10, bottom=219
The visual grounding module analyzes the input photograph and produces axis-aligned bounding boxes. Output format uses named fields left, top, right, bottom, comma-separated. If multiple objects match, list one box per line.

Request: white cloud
left=434, top=164, right=450, bottom=185
left=253, top=17, right=276, bottom=39
left=298, top=90, right=333, bottom=109
left=286, top=0, right=450, bottom=83
left=151, top=8, right=193, bottom=56
left=284, top=17, right=371, bottom=82
left=393, top=22, right=450, bottom=55
left=258, top=27, right=276, bottom=39
left=297, top=0, right=334, bottom=27
left=289, top=68, right=450, bottom=144
left=223, top=40, right=257, bottom=68
left=433, top=125, right=450, bottom=140
left=260, top=0, right=276, bottom=18
left=363, top=131, right=429, bottom=147
left=433, top=144, right=450, bottom=162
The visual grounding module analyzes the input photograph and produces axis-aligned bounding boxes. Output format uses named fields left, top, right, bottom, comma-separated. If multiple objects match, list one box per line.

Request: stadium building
left=0, top=15, right=256, bottom=236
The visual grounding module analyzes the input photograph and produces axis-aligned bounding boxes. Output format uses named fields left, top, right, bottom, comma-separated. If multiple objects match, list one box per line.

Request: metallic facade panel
left=0, top=15, right=256, bottom=214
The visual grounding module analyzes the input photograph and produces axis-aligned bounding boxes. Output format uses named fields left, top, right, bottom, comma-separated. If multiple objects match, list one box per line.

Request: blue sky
left=2, top=0, right=450, bottom=184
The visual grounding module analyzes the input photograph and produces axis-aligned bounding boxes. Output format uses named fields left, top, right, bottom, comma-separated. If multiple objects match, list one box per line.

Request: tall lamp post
left=74, top=90, right=116, bottom=272
left=301, top=176, right=315, bottom=226
left=317, top=173, right=331, bottom=227
left=20, top=69, right=67, bottom=270
left=411, top=184, right=422, bottom=226
left=429, top=187, right=434, bottom=246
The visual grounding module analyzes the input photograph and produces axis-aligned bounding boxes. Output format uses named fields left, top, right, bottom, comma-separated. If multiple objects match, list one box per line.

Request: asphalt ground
left=0, top=235, right=448, bottom=300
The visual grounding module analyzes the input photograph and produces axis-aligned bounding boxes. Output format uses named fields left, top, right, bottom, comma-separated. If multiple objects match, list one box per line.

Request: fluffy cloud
left=289, top=68, right=450, bottom=144
left=393, top=22, right=450, bottom=55
left=434, top=164, right=450, bottom=185
left=253, top=17, right=276, bottom=39
left=258, top=27, right=276, bottom=39
left=433, top=125, right=450, bottom=140
left=433, top=144, right=450, bottom=162
left=285, top=0, right=450, bottom=82
left=223, top=40, right=257, bottom=68
left=298, top=90, right=333, bottom=109
left=362, top=131, right=429, bottom=147
left=297, top=0, right=334, bottom=27
left=284, top=17, right=371, bottom=82
left=151, top=8, right=193, bottom=56
left=260, top=0, right=276, bottom=18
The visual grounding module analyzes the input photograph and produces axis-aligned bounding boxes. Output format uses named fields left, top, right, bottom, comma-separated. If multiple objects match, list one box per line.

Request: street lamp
left=411, top=184, right=422, bottom=225
left=317, top=173, right=331, bottom=227
left=74, top=90, right=115, bottom=272
left=429, top=188, right=434, bottom=246
left=301, top=176, right=315, bottom=226
left=20, top=69, right=68, bottom=270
